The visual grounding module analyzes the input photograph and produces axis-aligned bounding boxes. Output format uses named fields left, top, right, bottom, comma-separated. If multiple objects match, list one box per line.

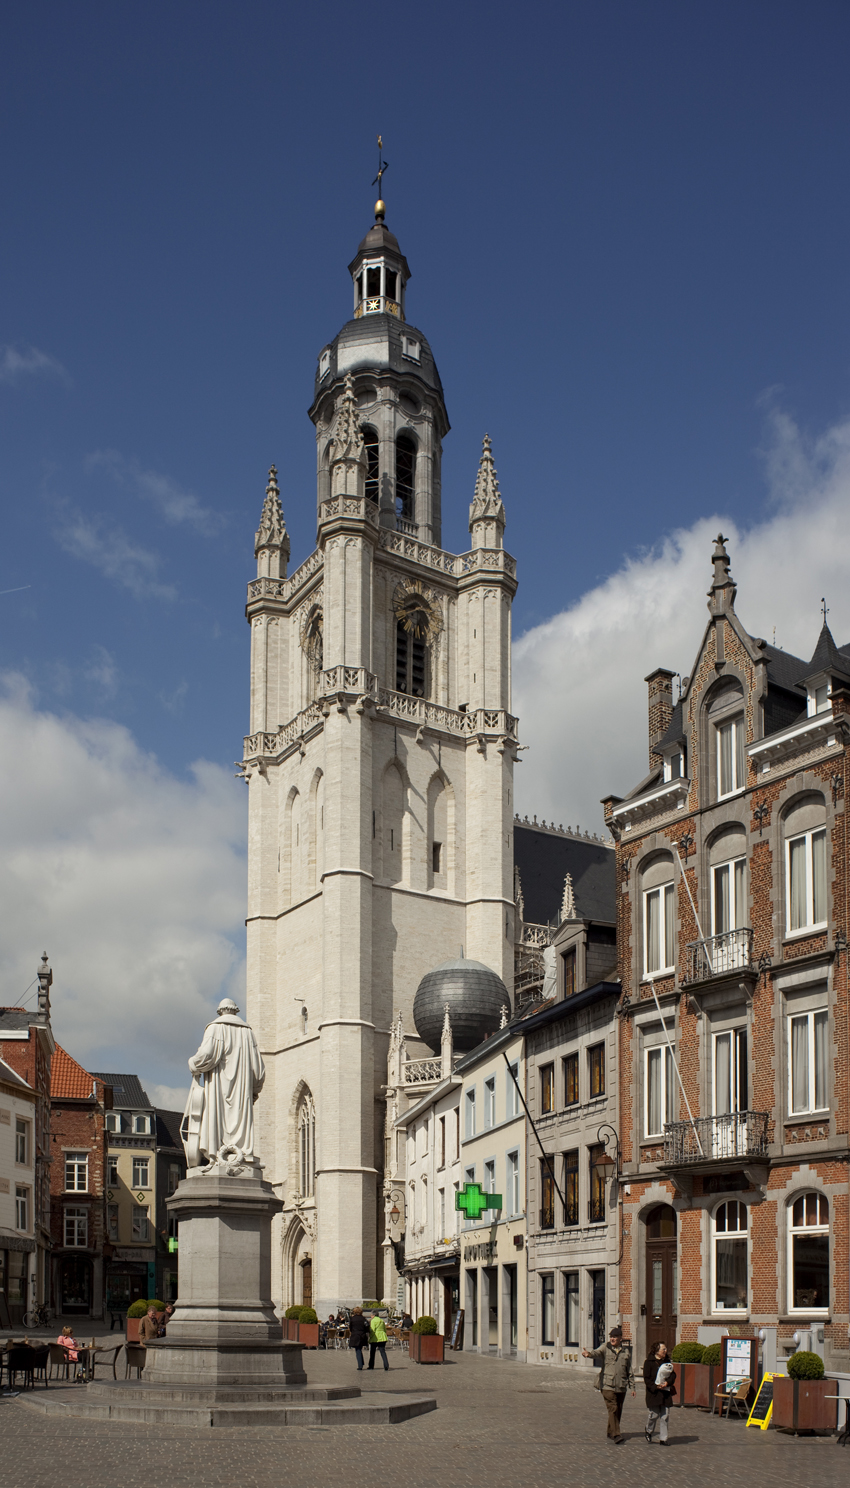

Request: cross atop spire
left=469, top=434, right=506, bottom=550
left=372, top=134, right=389, bottom=222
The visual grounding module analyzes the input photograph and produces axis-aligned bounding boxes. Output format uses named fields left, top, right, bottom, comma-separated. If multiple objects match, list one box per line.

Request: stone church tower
left=243, top=201, right=519, bottom=1315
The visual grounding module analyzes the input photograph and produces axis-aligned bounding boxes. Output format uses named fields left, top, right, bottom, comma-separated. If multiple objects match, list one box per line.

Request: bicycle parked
left=22, top=1303, right=52, bottom=1328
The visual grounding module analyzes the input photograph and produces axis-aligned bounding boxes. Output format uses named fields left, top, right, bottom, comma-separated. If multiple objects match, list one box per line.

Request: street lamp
left=595, top=1123, right=620, bottom=1175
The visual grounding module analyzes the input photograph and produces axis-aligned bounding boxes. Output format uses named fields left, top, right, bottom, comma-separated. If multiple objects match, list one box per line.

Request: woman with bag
left=348, top=1306, right=369, bottom=1371
left=367, top=1311, right=389, bottom=1372
left=643, top=1341, right=676, bottom=1445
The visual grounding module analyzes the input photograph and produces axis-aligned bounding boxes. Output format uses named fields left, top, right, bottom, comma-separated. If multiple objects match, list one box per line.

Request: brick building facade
left=603, top=537, right=849, bottom=1373
left=49, top=1045, right=112, bottom=1318
left=0, top=956, right=57, bottom=1311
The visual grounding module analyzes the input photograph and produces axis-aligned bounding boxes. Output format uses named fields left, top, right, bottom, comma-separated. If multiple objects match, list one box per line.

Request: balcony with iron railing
left=683, top=927, right=756, bottom=985
left=661, top=1110, right=770, bottom=1169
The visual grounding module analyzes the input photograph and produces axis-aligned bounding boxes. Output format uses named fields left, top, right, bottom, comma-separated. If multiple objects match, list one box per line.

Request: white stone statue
left=182, top=998, right=265, bottom=1173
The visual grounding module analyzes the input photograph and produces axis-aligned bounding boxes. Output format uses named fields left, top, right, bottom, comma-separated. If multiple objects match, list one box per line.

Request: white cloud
left=54, top=505, right=176, bottom=600
left=87, top=449, right=225, bottom=534
left=0, top=674, right=247, bottom=1098
left=84, top=645, right=118, bottom=695
left=147, top=1082, right=190, bottom=1113
left=513, top=410, right=850, bottom=831
left=0, top=344, right=69, bottom=385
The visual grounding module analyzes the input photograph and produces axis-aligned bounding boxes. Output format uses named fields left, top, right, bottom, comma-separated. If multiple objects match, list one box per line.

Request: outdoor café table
left=824, top=1395, right=850, bottom=1445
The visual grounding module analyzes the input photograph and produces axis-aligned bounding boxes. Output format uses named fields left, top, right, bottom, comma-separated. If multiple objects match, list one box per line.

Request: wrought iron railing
left=588, top=1194, right=606, bottom=1224
left=684, top=927, right=755, bottom=984
left=662, top=1110, right=769, bottom=1166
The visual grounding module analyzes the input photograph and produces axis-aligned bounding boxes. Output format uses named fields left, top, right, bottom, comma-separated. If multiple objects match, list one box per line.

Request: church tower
left=243, top=192, right=519, bottom=1315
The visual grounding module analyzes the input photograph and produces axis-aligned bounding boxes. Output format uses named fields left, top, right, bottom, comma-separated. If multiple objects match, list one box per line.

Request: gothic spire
left=560, top=872, right=576, bottom=922
left=254, top=466, right=290, bottom=579
left=469, top=434, right=506, bottom=550
left=707, top=533, right=736, bottom=616
left=329, top=373, right=366, bottom=499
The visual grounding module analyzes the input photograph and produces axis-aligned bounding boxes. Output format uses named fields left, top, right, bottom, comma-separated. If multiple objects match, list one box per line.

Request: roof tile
left=51, top=1045, right=96, bottom=1100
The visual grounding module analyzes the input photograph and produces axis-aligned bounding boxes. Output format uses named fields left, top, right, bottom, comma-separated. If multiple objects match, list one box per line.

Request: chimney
left=645, top=669, right=675, bottom=769
left=37, top=952, right=52, bottom=1019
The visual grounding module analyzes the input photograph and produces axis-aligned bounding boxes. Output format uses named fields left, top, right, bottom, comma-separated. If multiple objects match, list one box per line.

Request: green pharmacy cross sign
left=455, top=1183, right=502, bottom=1220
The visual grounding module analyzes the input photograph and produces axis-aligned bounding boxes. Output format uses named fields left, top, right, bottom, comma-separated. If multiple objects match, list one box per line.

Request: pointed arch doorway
left=300, top=1256, right=313, bottom=1309
left=644, top=1204, right=678, bottom=1353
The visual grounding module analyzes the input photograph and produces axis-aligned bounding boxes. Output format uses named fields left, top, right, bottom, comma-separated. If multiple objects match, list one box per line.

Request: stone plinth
left=144, top=1338, right=307, bottom=1388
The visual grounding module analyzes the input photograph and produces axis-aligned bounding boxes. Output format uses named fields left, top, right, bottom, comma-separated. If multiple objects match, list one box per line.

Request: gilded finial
left=372, top=133, right=388, bottom=221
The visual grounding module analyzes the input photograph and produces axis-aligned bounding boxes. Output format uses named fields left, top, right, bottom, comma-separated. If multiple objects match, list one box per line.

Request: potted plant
left=773, top=1351, right=836, bottom=1433
left=282, top=1305, right=301, bottom=1341
left=671, top=1340, right=724, bottom=1408
left=408, top=1314, right=444, bottom=1364
left=297, top=1306, right=320, bottom=1348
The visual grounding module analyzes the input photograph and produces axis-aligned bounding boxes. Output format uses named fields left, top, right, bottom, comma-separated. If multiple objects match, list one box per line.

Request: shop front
left=0, top=1238, right=35, bottom=1327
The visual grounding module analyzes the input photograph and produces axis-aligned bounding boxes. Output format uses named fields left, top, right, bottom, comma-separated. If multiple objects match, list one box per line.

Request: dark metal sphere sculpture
left=413, top=956, right=510, bottom=1053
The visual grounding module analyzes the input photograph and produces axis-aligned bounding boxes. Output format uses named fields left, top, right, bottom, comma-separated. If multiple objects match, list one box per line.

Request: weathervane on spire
left=822, top=597, right=830, bottom=625
left=372, top=134, right=388, bottom=221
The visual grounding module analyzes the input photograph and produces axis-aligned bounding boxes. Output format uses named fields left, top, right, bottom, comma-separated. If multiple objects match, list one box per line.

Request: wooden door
left=645, top=1205, right=677, bottom=1354
left=301, top=1259, right=313, bottom=1309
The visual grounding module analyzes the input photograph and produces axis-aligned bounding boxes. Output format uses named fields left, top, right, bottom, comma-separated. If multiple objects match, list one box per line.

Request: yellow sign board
left=746, top=1372, right=782, bottom=1429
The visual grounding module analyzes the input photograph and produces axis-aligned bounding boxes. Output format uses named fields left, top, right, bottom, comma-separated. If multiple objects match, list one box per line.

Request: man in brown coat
left=582, top=1326, right=636, bottom=1442
left=137, top=1306, right=160, bottom=1344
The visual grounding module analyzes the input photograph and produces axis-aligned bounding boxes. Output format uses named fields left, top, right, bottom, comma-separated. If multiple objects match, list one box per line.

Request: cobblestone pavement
left=2, top=1346, right=847, bottom=1488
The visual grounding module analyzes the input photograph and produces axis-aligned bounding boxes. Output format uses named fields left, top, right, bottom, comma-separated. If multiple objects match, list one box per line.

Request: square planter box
left=677, top=1362, right=718, bottom=1408
left=773, top=1376, right=837, bottom=1433
left=298, top=1322, right=320, bottom=1349
left=282, top=1319, right=300, bottom=1341
left=409, top=1332, right=445, bottom=1364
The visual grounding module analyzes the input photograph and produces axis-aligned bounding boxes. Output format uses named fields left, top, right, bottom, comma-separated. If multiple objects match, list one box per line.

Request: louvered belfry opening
left=395, top=432, right=416, bottom=519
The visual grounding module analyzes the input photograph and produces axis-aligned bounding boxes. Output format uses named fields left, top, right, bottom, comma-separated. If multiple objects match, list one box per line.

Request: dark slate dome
left=413, top=956, right=510, bottom=1053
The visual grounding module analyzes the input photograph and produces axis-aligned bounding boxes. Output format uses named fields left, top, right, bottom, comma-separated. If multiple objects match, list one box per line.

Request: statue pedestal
left=145, top=1165, right=306, bottom=1388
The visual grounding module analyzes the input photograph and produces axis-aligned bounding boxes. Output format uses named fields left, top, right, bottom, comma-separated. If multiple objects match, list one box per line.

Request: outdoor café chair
left=90, top=1344, right=123, bottom=1380
left=7, top=1346, right=36, bottom=1390
left=124, top=1344, right=147, bottom=1379
left=713, top=1376, right=751, bottom=1419
left=48, top=1343, right=71, bottom=1381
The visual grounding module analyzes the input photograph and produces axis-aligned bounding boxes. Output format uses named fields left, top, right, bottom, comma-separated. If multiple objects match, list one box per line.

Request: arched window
left=706, top=680, right=745, bottom=800
left=298, top=1094, right=316, bottom=1198
left=303, top=608, right=323, bottom=703
left=788, top=1192, right=829, bottom=1313
left=427, top=776, right=448, bottom=888
left=361, top=425, right=379, bottom=503
left=395, top=432, right=416, bottom=520
left=713, top=1201, right=748, bottom=1313
left=783, top=794, right=827, bottom=935
left=394, top=593, right=431, bottom=699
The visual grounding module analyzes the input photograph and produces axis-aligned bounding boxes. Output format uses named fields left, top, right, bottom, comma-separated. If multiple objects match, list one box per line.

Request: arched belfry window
left=395, top=433, right=416, bottom=521
left=302, top=608, right=323, bottom=702
left=394, top=592, right=433, bottom=699
left=361, top=426, right=379, bottom=504
left=298, top=1093, right=316, bottom=1198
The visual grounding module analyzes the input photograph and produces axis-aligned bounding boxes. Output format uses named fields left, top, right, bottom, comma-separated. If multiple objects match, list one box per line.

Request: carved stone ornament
left=255, top=466, right=288, bottom=555
left=469, top=435, right=506, bottom=526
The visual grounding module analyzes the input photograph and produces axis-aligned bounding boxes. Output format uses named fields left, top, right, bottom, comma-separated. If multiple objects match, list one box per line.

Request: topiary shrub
left=298, top=1307, right=318, bottom=1324
left=701, top=1342, right=722, bottom=1366
left=284, top=1306, right=302, bottom=1320
left=127, top=1298, right=165, bottom=1318
left=788, top=1349, right=824, bottom=1380
left=361, top=1300, right=379, bottom=1309
left=411, top=1315, right=438, bottom=1335
left=671, top=1341, right=705, bottom=1363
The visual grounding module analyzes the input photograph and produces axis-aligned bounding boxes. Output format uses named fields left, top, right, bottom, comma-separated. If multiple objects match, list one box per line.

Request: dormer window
left=318, top=349, right=331, bottom=380
left=807, top=679, right=831, bottom=716
left=402, top=336, right=420, bottom=363
left=717, top=716, right=745, bottom=797
left=662, top=750, right=684, bottom=782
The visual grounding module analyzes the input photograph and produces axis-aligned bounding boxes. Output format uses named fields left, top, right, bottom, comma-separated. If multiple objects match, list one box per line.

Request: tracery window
left=395, top=433, right=416, bottom=520
left=362, top=425, right=379, bottom=503
left=395, top=593, right=432, bottom=698
left=298, top=1094, right=316, bottom=1198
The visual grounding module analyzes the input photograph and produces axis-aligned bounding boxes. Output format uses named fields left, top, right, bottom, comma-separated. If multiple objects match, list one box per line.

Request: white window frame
left=506, top=1062, right=520, bottom=1118
left=132, top=1157, right=150, bottom=1189
left=463, top=1165, right=476, bottom=1227
left=787, top=1009, right=829, bottom=1116
left=107, top=1203, right=119, bottom=1241
left=64, top=1151, right=89, bottom=1192
left=506, top=1149, right=520, bottom=1216
left=64, top=1205, right=87, bottom=1247
left=712, top=1029, right=748, bottom=1116
left=807, top=680, right=831, bottom=716
left=662, top=750, right=684, bottom=782
left=711, top=856, right=747, bottom=936
left=107, top=1156, right=119, bottom=1186
left=484, top=1158, right=496, bottom=1195
left=465, top=1088, right=476, bottom=1138
left=711, top=1201, right=748, bottom=1315
left=787, top=1193, right=829, bottom=1315
left=438, top=1187, right=445, bottom=1236
left=15, top=1117, right=28, bottom=1165
left=643, top=882, right=675, bottom=977
left=484, top=1077, right=496, bottom=1129
left=133, top=1115, right=150, bottom=1135
left=716, top=714, right=745, bottom=799
left=785, top=828, right=828, bottom=935
left=15, top=1185, right=29, bottom=1231
left=132, top=1205, right=149, bottom=1242
left=105, top=1113, right=120, bottom=1133
left=644, top=1045, right=675, bottom=1139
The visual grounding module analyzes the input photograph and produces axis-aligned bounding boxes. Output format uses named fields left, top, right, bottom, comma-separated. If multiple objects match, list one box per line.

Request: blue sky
left=2, top=1, right=850, bottom=1090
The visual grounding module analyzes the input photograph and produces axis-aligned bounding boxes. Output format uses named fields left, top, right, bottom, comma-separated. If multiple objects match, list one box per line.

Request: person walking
left=643, top=1342, right=676, bottom=1445
left=582, top=1326, right=635, bottom=1442
left=349, top=1306, right=370, bottom=1371
left=367, top=1311, right=390, bottom=1372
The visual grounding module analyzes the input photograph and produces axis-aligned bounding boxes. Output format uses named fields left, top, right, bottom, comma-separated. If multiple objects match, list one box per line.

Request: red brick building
left=49, top=1045, right=112, bottom=1319
left=604, top=537, right=849, bottom=1374
left=0, top=956, right=56, bottom=1309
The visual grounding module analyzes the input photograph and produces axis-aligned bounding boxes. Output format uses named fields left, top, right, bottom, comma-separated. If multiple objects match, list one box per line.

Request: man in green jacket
left=582, top=1326, right=636, bottom=1442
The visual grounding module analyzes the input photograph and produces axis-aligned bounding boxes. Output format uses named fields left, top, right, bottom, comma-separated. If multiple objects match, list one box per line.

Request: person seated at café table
left=137, top=1306, right=160, bottom=1344
left=57, top=1326, right=85, bottom=1381
left=400, top=1312, right=414, bottom=1330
